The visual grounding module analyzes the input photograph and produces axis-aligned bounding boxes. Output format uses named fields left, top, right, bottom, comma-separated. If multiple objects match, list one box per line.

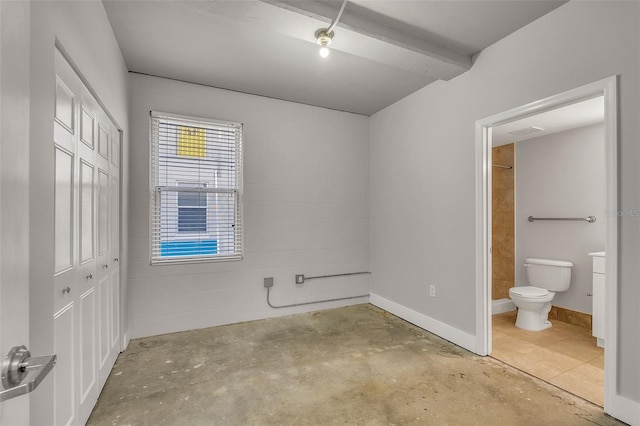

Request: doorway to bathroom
left=474, top=77, right=618, bottom=413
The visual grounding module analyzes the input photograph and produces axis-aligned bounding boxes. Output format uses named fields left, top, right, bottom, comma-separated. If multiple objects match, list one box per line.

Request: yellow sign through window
left=177, top=126, right=205, bottom=158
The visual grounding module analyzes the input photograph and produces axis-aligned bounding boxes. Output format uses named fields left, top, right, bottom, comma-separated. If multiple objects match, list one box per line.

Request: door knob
left=86, top=273, right=93, bottom=280
left=2, top=346, right=30, bottom=389
left=0, top=345, right=56, bottom=402
left=103, top=264, right=109, bottom=269
left=114, top=258, right=119, bottom=263
left=62, top=286, right=71, bottom=295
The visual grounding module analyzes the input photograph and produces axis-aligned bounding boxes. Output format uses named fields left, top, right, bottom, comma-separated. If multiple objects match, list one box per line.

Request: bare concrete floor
left=88, top=304, right=624, bottom=425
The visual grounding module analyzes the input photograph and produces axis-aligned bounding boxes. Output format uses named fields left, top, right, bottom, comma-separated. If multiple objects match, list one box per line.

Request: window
left=151, top=112, right=242, bottom=264
left=177, top=182, right=207, bottom=233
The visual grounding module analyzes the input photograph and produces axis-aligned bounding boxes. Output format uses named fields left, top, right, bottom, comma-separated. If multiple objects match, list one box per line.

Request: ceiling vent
left=509, top=126, right=544, bottom=136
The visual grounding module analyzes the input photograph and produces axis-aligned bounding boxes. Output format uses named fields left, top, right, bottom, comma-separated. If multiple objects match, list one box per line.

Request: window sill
left=150, top=254, right=243, bottom=266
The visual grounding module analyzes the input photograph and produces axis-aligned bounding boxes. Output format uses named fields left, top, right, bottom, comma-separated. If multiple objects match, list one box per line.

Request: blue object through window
left=161, top=239, right=218, bottom=257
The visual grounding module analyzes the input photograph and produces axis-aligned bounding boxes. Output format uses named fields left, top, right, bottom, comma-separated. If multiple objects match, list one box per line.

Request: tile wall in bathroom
left=549, top=306, right=592, bottom=329
left=492, top=143, right=515, bottom=300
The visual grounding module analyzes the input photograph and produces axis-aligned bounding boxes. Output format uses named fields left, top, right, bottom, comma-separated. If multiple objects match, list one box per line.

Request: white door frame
left=474, top=77, right=621, bottom=416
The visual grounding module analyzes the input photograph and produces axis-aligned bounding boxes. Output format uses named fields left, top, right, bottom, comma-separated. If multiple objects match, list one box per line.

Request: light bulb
left=315, top=29, right=333, bottom=58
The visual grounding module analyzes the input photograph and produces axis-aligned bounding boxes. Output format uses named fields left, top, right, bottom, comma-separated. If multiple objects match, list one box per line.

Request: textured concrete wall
left=128, top=74, right=369, bottom=338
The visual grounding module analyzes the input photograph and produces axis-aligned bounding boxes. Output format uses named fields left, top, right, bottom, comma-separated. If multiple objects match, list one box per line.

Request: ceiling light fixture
left=315, top=0, right=347, bottom=58
left=315, top=29, right=333, bottom=58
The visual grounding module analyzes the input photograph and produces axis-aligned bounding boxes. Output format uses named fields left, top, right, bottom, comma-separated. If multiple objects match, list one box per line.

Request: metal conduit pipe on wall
left=264, top=272, right=371, bottom=309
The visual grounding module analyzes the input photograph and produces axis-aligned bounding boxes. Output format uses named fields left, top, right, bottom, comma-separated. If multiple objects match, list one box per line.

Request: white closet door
left=96, top=167, right=111, bottom=392
left=77, top=87, right=99, bottom=426
left=54, top=48, right=122, bottom=426
left=109, top=170, right=121, bottom=366
left=53, top=59, right=78, bottom=426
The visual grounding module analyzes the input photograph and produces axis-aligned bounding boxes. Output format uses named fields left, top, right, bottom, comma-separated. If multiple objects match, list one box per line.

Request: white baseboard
left=369, top=293, right=477, bottom=353
left=492, top=298, right=516, bottom=314
left=608, top=393, right=640, bottom=426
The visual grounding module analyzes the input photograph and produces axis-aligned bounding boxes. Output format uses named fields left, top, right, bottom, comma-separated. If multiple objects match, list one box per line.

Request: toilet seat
left=509, top=286, right=549, bottom=298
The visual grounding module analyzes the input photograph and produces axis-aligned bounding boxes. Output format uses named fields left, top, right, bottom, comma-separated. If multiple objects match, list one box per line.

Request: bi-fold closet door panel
left=109, top=148, right=120, bottom=366
left=54, top=52, right=80, bottom=426
left=53, top=48, right=121, bottom=426
left=78, top=91, right=98, bottom=424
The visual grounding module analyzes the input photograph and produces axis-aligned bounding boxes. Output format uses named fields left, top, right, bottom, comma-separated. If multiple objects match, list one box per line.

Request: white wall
left=515, top=124, right=606, bottom=314
left=0, top=2, right=30, bottom=424
left=128, top=73, right=369, bottom=338
left=28, top=2, right=129, bottom=423
left=370, top=1, right=639, bottom=406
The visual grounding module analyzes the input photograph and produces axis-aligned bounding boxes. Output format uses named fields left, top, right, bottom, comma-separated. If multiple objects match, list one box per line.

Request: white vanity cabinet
left=589, top=251, right=605, bottom=348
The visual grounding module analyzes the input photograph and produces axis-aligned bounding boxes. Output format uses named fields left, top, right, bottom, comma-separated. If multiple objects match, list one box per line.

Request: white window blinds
left=150, top=112, right=243, bottom=264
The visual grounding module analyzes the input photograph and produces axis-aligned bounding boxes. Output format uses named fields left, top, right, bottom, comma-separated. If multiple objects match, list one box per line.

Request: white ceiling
left=492, top=96, right=605, bottom=147
left=103, top=0, right=566, bottom=115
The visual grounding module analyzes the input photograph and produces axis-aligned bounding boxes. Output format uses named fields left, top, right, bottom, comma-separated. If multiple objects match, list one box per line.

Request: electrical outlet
left=264, top=277, right=274, bottom=288
left=429, top=285, right=436, bottom=298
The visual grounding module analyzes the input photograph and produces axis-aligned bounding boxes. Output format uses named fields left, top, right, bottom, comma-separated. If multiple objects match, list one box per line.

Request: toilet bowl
left=509, top=286, right=555, bottom=331
left=509, top=258, right=572, bottom=331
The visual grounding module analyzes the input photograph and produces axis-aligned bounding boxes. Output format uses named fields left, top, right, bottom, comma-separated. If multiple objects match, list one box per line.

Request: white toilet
left=509, top=258, right=573, bottom=331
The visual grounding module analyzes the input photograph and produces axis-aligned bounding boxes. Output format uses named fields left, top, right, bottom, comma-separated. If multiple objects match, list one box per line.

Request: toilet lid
left=510, top=286, right=549, bottom=298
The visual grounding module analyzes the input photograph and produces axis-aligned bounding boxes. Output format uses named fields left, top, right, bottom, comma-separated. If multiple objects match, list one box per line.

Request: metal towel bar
left=528, top=216, right=596, bottom=223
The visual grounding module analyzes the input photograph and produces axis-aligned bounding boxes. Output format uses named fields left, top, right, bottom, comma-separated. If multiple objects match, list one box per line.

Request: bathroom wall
left=515, top=123, right=606, bottom=314
left=369, top=1, right=640, bottom=406
left=492, top=144, right=515, bottom=300
left=128, top=73, right=369, bottom=339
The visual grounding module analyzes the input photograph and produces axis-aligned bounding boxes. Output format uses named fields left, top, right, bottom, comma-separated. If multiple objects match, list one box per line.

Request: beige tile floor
left=492, top=310, right=604, bottom=406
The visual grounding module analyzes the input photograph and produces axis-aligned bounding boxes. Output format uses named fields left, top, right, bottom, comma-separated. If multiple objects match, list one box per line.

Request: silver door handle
left=0, top=345, right=56, bottom=402
left=86, top=273, right=93, bottom=280
left=62, top=286, right=71, bottom=294
left=103, top=264, right=109, bottom=269
left=114, top=258, right=119, bottom=263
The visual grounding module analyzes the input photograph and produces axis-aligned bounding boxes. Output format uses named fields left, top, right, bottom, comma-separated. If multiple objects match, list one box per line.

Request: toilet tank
left=525, top=258, right=573, bottom=291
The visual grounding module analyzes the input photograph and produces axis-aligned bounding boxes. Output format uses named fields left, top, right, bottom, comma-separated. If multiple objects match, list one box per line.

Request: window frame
left=150, top=111, right=243, bottom=265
